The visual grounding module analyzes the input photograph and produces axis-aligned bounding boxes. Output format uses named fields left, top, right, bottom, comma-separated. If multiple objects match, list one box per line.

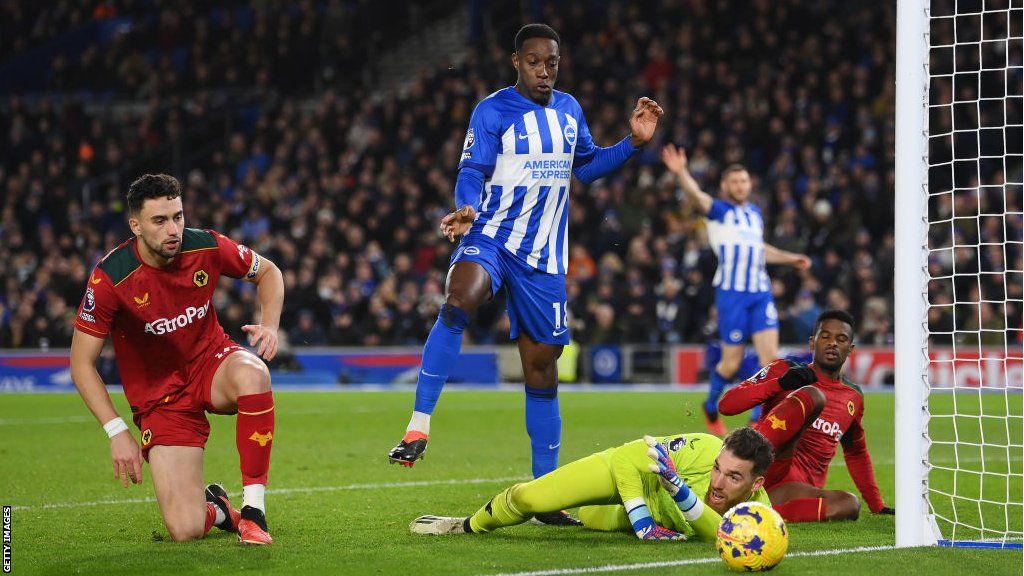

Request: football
left=716, top=502, right=789, bottom=572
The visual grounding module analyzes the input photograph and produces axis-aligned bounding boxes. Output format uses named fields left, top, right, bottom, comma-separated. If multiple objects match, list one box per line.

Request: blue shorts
left=451, top=233, right=569, bottom=346
left=716, top=290, right=778, bottom=345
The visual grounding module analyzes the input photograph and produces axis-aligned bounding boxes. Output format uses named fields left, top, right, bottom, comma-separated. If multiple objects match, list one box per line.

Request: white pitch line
left=480, top=544, right=900, bottom=576
left=10, top=476, right=526, bottom=511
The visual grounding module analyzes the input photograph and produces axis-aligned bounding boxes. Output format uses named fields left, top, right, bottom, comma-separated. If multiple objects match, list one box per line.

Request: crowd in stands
left=1, top=0, right=1019, bottom=354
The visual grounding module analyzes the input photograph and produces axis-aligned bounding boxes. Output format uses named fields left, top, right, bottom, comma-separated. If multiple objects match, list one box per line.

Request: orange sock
left=403, top=430, right=428, bottom=442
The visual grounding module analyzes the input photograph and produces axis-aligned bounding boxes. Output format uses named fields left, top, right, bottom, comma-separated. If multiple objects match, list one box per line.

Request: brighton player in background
left=70, top=174, right=283, bottom=545
left=409, top=428, right=773, bottom=540
left=661, top=144, right=810, bottom=436
left=388, top=23, right=663, bottom=524
left=719, top=309, right=895, bottom=522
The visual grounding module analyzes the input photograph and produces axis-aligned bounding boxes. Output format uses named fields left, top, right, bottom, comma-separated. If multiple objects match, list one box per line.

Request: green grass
left=1, top=390, right=1022, bottom=575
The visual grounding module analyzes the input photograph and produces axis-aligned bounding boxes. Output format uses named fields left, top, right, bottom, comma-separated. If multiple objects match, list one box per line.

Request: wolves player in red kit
left=70, top=174, right=283, bottom=544
left=719, top=310, right=895, bottom=522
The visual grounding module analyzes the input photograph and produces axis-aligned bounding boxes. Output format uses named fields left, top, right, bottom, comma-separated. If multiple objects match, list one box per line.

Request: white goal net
left=898, top=0, right=1023, bottom=549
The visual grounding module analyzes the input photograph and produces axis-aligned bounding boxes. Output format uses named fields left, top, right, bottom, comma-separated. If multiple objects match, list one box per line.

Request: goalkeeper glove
left=645, top=436, right=702, bottom=519
left=778, top=364, right=817, bottom=390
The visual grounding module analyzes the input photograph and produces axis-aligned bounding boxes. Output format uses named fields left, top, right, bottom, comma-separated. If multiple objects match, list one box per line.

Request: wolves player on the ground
left=389, top=23, right=663, bottom=524
left=661, top=144, right=810, bottom=436
left=719, top=309, right=895, bottom=522
left=70, top=174, right=284, bottom=544
left=410, top=428, right=773, bottom=540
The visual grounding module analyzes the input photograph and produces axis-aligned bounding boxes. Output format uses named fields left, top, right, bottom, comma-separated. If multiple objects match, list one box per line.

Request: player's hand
left=628, top=96, right=664, bottom=148
left=242, top=324, right=278, bottom=361
left=645, top=435, right=685, bottom=498
left=110, top=430, right=142, bottom=488
left=439, top=205, right=478, bottom=242
left=792, top=254, right=812, bottom=271
left=877, top=506, right=896, bottom=515
left=660, top=143, right=689, bottom=175
left=778, top=364, right=817, bottom=390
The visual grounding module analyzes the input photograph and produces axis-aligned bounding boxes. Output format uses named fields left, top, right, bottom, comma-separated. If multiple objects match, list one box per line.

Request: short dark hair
left=720, top=164, right=748, bottom=179
left=814, top=309, right=856, bottom=336
left=127, top=174, right=181, bottom=216
left=722, top=427, right=774, bottom=477
left=514, top=23, right=560, bottom=52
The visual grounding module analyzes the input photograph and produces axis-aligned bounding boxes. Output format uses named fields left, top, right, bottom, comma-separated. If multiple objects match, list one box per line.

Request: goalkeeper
left=410, top=428, right=773, bottom=540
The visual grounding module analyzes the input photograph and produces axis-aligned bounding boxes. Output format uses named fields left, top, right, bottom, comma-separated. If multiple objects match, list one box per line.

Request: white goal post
left=896, top=0, right=1023, bottom=549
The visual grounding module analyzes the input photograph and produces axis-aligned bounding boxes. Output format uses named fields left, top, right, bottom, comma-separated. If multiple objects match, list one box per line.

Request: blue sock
left=412, top=304, right=469, bottom=415
left=524, top=385, right=561, bottom=478
left=704, top=369, right=734, bottom=416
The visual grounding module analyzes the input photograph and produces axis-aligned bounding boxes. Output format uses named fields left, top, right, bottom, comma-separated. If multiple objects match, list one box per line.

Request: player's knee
left=508, top=484, right=542, bottom=515
left=165, top=521, right=205, bottom=542
left=827, top=491, right=861, bottom=521
left=444, top=292, right=481, bottom=316
left=798, top=386, right=827, bottom=415
left=235, top=359, right=271, bottom=396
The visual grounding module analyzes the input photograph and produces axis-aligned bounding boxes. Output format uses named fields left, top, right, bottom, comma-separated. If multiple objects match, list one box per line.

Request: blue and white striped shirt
left=458, top=87, right=611, bottom=274
left=706, top=199, right=771, bottom=294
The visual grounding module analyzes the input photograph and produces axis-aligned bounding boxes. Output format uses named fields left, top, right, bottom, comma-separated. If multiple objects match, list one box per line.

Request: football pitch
left=2, top=389, right=1021, bottom=575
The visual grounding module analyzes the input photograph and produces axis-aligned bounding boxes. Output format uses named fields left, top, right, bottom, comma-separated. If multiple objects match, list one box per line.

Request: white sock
left=243, top=484, right=266, bottom=513
left=406, top=411, right=431, bottom=436
left=212, top=504, right=226, bottom=525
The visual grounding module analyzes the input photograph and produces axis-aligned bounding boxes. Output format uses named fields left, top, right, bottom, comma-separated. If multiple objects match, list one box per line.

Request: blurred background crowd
left=0, top=0, right=1019, bottom=351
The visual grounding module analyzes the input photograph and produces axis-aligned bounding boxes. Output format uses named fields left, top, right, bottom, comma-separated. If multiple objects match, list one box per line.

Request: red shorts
left=763, top=456, right=823, bottom=490
left=132, top=342, right=248, bottom=460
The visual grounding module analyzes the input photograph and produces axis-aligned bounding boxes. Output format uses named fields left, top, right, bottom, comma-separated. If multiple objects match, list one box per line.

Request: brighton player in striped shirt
left=389, top=24, right=663, bottom=524
left=661, top=145, right=810, bottom=436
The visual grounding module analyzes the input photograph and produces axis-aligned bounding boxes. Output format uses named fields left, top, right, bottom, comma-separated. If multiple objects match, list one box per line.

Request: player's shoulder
left=707, top=198, right=737, bottom=220
left=475, top=87, right=515, bottom=112
left=180, top=227, right=220, bottom=253
left=97, top=238, right=141, bottom=286
left=552, top=89, right=583, bottom=110
left=839, top=375, right=864, bottom=397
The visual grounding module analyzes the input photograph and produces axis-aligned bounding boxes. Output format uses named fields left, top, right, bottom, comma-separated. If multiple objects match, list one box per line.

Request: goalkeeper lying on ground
left=411, top=427, right=773, bottom=540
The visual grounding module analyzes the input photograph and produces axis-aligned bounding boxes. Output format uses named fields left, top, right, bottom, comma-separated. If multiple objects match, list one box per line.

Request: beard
left=143, top=236, right=181, bottom=261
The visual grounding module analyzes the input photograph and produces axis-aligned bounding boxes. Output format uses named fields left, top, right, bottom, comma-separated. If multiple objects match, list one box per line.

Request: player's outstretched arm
left=70, top=329, right=142, bottom=488
left=840, top=421, right=892, bottom=514
left=645, top=436, right=721, bottom=541
left=610, top=439, right=686, bottom=540
left=763, top=243, right=811, bottom=271
left=660, top=144, right=713, bottom=215
left=719, top=361, right=812, bottom=416
left=243, top=256, right=284, bottom=361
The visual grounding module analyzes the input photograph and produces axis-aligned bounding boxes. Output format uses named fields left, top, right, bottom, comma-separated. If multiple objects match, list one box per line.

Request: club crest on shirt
left=193, top=269, right=209, bottom=287
left=668, top=436, right=687, bottom=451
left=563, top=123, right=577, bottom=146
left=847, top=400, right=855, bottom=416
